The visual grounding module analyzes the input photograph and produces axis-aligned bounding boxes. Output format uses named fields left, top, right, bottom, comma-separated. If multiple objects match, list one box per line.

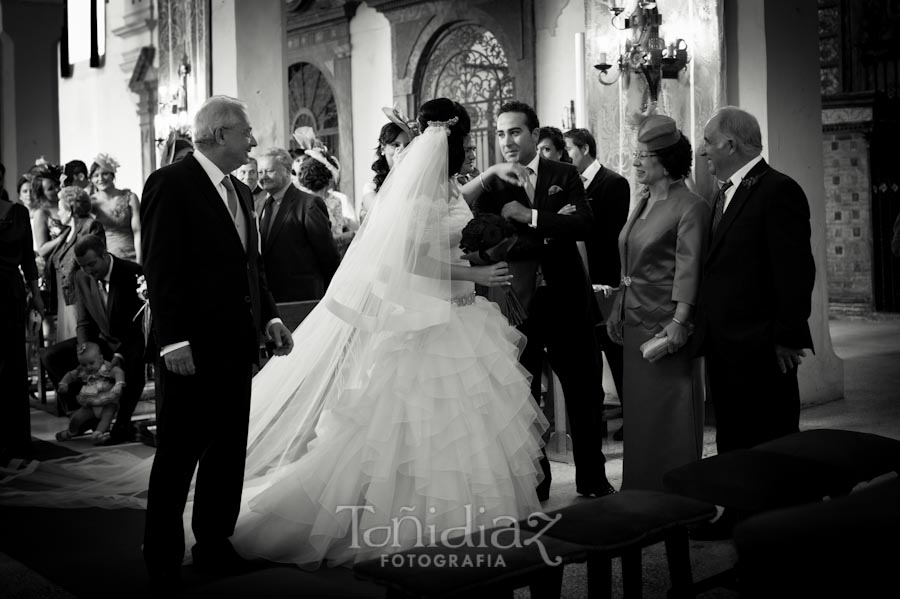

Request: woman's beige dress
left=616, top=180, right=710, bottom=491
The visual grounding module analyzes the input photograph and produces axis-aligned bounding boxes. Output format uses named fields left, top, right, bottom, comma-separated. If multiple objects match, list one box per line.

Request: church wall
left=349, top=3, right=393, bottom=212
left=58, top=0, right=147, bottom=195
left=534, top=0, right=585, bottom=130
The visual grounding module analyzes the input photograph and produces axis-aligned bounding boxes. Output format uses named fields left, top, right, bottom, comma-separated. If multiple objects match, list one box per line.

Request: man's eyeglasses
left=632, top=151, right=658, bottom=159
left=222, top=126, right=253, bottom=138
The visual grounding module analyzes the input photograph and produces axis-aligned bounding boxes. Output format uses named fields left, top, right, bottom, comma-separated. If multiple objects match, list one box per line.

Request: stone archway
left=416, top=23, right=515, bottom=172
left=287, top=61, right=339, bottom=158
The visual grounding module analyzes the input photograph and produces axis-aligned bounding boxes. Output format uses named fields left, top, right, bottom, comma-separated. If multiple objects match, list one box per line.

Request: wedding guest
left=64, top=160, right=92, bottom=191
left=537, top=126, right=571, bottom=163
left=17, top=175, right=32, bottom=209
left=696, top=106, right=815, bottom=453
left=462, top=100, right=614, bottom=500
left=45, top=186, right=105, bottom=342
left=606, top=114, right=709, bottom=491
left=90, top=153, right=141, bottom=263
left=359, top=122, right=411, bottom=221
left=455, top=133, right=480, bottom=185
left=73, top=234, right=146, bottom=445
left=565, top=127, right=630, bottom=441
left=297, top=150, right=358, bottom=257
left=234, top=156, right=266, bottom=213
left=30, top=162, right=64, bottom=256
left=0, top=196, right=43, bottom=460
left=54, top=341, right=124, bottom=444
left=258, top=147, right=340, bottom=301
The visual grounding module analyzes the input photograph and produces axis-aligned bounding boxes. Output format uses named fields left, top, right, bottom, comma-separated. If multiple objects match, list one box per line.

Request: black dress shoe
left=192, top=541, right=257, bottom=576
left=577, top=481, right=617, bottom=498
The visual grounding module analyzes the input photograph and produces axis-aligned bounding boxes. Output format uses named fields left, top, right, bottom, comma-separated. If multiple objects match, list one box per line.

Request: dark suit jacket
left=475, top=157, right=596, bottom=322
left=696, top=159, right=815, bottom=355
left=0, top=201, right=38, bottom=322
left=261, top=184, right=340, bottom=302
left=585, top=165, right=630, bottom=286
left=74, top=255, right=145, bottom=362
left=140, top=153, right=278, bottom=366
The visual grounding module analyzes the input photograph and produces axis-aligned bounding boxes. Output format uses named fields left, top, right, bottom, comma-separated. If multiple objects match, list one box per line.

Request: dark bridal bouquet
left=459, top=214, right=528, bottom=326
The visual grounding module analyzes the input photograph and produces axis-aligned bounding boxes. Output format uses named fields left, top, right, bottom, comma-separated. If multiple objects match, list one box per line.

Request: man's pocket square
left=548, top=185, right=563, bottom=195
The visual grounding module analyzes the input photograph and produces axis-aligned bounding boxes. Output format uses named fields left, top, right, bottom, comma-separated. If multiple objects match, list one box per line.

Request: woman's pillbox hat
left=637, top=115, right=681, bottom=151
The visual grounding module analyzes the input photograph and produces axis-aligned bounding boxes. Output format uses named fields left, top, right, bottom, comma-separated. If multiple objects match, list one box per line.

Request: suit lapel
left=619, top=191, right=648, bottom=272
left=533, top=158, right=552, bottom=210
left=585, top=167, right=604, bottom=199
left=706, top=159, right=771, bottom=260
left=185, top=156, right=246, bottom=254
left=265, top=188, right=295, bottom=252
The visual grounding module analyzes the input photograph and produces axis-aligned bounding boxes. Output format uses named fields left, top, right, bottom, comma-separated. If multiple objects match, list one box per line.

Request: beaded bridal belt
left=450, top=291, right=477, bottom=307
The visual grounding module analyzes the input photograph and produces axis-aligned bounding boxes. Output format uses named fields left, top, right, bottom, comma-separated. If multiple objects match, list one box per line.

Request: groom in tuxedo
left=462, top=101, right=614, bottom=499
left=140, top=95, right=293, bottom=593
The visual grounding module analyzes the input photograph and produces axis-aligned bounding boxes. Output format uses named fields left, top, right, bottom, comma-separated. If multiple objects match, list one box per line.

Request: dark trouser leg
left=546, top=321, right=609, bottom=492
left=0, top=318, right=32, bottom=454
left=40, top=338, right=80, bottom=413
left=596, top=324, right=624, bottom=404
left=707, top=348, right=801, bottom=453
left=110, top=347, right=146, bottom=439
left=191, top=362, right=252, bottom=544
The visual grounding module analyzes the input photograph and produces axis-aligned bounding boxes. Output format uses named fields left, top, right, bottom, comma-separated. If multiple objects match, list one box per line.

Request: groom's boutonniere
left=548, top=185, right=563, bottom=196
left=741, top=175, right=759, bottom=189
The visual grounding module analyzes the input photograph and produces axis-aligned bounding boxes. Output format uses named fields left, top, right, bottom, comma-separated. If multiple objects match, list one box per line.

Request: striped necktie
left=711, top=179, right=734, bottom=234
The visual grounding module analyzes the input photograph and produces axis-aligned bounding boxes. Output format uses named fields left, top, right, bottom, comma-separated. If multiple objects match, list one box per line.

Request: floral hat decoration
left=93, top=153, right=120, bottom=174
left=382, top=104, right=418, bottom=139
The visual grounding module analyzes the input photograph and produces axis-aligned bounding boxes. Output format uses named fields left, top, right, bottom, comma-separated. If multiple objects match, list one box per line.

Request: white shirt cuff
left=160, top=341, right=190, bottom=356
left=530, top=209, right=538, bottom=228
left=265, top=318, right=284, bottom=335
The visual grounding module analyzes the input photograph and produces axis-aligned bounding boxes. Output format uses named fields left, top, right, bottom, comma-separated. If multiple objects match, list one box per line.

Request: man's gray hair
left=193, top=96, right=249, bottom=146
left=256, top=147, right=293, bottom=173
left=714, top=106, right=763, bottom=155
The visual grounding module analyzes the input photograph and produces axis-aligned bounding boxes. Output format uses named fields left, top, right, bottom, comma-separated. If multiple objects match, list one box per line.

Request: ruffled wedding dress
left=232, top=193, right=546, bottom=567
left=0, top=125, right=546, bottom=570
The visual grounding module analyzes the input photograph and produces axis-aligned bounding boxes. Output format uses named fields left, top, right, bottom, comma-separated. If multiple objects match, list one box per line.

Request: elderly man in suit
left=565, top=127, right=630, bottom=441
left=140, top=96, right=293, bottom=594
left=69, top=234, right=147, bottom=445
left=462, top=101, right=614, bottom=501
left=696, top=106, right=815, bottom=454
left=257, top=147, right=339, bottom=302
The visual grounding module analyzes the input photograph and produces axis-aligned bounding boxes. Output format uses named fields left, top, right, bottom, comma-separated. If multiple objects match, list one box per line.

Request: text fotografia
left=336, top=504, right=563, bottom=567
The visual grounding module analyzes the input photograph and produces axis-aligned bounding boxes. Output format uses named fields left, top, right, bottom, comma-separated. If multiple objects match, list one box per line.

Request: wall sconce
left=594, top=1, right=689, bottom=102
left=154, top=57, right=193, bottom=146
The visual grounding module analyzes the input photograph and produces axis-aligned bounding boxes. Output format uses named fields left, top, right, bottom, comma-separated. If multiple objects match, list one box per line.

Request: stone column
left=211, top=0, right=288, bottom=150
left=725, top=0, right=844, bottom=404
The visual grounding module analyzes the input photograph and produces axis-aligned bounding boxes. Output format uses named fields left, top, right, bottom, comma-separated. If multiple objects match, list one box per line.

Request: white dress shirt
left=723, top=154, right=764, bottom=212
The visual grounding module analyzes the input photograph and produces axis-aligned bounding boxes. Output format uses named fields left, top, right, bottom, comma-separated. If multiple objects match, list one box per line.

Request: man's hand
left=267, top=322, right=294, bottom=356
left=470, top=262, right=513, bottom=288
left=557, top=204, right=576, bottom=216
left=775, top=345, right=806, bottom=374
left=164, top=345, right=196, bottom=376
left=501, top=201, right=532, bottom=224
left=486, top=162, right=529, bottom=187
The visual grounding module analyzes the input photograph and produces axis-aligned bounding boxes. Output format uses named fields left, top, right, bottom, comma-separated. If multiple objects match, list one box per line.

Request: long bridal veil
left=0, top=126, right=455, bottom=516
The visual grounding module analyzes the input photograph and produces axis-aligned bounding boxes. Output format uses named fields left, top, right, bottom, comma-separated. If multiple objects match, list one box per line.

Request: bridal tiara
left=427, top=116, right=459, bottom=132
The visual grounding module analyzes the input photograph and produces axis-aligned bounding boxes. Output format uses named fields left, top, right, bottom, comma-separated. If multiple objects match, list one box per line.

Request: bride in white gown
left=0, top=98, right=546, bottom=569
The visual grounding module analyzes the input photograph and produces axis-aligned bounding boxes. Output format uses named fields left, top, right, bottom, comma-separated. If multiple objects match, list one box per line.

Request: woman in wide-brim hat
left=606, top=114, right=711, bottom=492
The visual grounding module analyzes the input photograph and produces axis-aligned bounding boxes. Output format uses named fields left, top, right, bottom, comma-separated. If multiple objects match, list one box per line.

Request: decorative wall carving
left=157, top=0, right=209, bottom=118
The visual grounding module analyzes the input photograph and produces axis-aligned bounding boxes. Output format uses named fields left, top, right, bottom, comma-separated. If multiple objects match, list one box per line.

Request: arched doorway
left=417, top=24, right=515, bottom=172
left=287, top=62, right=339, bottom=157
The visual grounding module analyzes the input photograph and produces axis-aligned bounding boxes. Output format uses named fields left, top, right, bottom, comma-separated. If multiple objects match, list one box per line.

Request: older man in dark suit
left=257, top=147, right=339, bottom=302
left=140, top=96, right=293, bottom=593
left=463, top=101, right=614, bottom=501
left=696, top=106, right=815, bottom=454
left=565, top=127, right=630, bottom=441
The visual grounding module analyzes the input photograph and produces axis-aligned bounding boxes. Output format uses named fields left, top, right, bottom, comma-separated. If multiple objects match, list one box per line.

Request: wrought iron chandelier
left=594, top=1, right=690, bottom=102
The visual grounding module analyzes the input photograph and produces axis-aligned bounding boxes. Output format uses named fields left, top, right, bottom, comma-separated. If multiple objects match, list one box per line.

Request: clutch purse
left=639, top=336, right=670, bottom=363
